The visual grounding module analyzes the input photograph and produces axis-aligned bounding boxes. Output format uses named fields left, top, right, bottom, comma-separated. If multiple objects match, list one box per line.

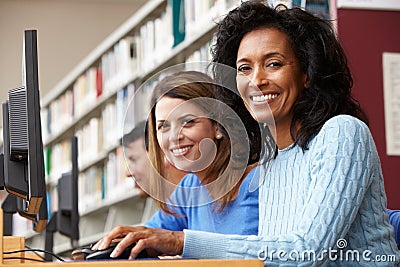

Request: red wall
left=337, top=8, right=400, bottom=208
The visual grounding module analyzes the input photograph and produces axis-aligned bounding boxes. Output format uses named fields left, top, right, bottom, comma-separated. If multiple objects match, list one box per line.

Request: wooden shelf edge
left=1, top=258, right=263, bottom=267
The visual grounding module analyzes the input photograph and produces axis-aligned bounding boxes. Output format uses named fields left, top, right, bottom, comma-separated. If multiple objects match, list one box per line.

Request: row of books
left=73, top=67, right=103, bottom=119
left=45, top=80, right=154, bottom=182
left=45, top=40, right=211, bottom=183
left=78, top=146, right=136, bottom=214
left=45, top=147, right=135, bottom=223
left=41, top=66, right=103, bottom=143
left=45, top=139, right=72, bottom=183
left=184, top=0, right=239, bottom=39
left=41, top=0, right=238, bottom=142
left=185, top=40, right=213, bottom=68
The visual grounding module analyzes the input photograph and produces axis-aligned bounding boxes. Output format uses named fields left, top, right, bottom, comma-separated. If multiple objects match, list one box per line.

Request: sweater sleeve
left=182, top=116, right=386, bottom=265
left=144, top=208, right=187, bottom=231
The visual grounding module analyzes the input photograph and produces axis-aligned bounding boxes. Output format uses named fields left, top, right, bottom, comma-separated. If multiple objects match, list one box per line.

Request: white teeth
left=171, top=146, right=191, bottom=155
left=252, top=94, right=278, bottom=102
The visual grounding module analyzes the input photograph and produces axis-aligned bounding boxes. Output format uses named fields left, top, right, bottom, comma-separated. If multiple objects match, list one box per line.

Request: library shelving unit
left=18, top=0, right=241, bottom=258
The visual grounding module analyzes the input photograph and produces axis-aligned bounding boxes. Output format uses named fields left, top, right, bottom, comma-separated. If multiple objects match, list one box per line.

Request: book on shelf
left=171, top=0, right=185, bottom=47
left=124, top=83, right=137, bottom=133
left=79, top=162, right=134, bottom=214
left=79, top=166, right=103, bottom=213
left=102, top=36, right=139, bottom=92
left=48, top=139, right=73, bottom=183
left=185, top=40, right=213, bottom=71
left=132, top=80, right=154, bottom=127
left=103, top=147, right=135, bottom=202
left=184, top=0, right=230, bottom=39
left=44, top=146, right=52, bottom=177
left=73, top=67, right=100, bottom=118
left=46, top=89, right=74, bottom=137
left=76, top=117, right=103, bottom=168
left=49, top=83, right=134, bottom=174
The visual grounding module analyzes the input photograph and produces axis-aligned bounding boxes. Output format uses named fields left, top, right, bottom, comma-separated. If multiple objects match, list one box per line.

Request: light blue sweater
left=144, top=167, right=259, bottom=235
left=182, top=115, right=400, bottom=266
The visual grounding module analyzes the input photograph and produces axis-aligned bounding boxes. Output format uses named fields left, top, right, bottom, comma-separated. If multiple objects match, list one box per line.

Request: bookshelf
left=17, top=0, right=241, bottom=258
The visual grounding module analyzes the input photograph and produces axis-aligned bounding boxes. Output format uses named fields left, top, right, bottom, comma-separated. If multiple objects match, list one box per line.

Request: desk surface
left=0, top=259, right=263, bottom=267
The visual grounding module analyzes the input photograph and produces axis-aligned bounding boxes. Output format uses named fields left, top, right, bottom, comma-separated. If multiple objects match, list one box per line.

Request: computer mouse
left=84, top=242, right=150, bottom=260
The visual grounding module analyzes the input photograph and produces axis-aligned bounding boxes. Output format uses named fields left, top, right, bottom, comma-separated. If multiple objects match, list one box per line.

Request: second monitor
left=45, top=136, right=79, bottom=261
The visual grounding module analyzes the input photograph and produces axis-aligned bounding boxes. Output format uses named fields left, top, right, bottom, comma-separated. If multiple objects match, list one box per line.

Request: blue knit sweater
left=182, top=115, right=400, bottom=266
left=144, top=167, right=259, bottom=235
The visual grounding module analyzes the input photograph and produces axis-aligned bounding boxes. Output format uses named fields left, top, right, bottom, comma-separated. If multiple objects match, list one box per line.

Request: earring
left=216, top=134, right=222, bottom=139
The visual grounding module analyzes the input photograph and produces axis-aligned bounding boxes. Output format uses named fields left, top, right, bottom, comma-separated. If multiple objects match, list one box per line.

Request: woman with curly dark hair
left=91, top=1, right=400, bottom=265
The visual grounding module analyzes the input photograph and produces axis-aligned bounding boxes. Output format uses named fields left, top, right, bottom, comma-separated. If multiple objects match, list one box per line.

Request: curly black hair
left=212, top=0, right=368, bottom=150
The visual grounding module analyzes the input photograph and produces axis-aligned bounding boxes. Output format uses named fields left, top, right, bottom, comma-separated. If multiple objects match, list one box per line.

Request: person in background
left=123, top=120, right=184, bottom=199
left=123, top=120, right=151, bottom=199
left=123, top=120, right=186, bottom=223
left=93, top=71, right=261, bottom=257
left=93, top=2, right=400, bottom=265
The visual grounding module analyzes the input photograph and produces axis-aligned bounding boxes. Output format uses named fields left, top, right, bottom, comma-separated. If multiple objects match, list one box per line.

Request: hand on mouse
left=91, top=225, right=184, bottom=259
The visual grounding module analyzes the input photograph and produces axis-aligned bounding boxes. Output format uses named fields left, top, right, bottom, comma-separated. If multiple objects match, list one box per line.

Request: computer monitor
left=1, top=29, right=48, bottom=231
left=57, top=136, right=79, bottom=241
left=45, top=136, right=79, bottom=261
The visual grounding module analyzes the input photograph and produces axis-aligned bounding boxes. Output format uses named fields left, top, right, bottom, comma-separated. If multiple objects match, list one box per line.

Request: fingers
left=108, top=229, right=154, bottom=259
left=129, top=238, right=150, bottom=259
left=110, top=233, right=139, bottom=258
left=92, top=225, right=143, bottom=250
left=88, top=226, right=185, bottom=260
left=125, top=229, right=185, bottom=259
left=128, top=236, right=164, bottom=259
left=91, top=239, right=102, bottom=250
